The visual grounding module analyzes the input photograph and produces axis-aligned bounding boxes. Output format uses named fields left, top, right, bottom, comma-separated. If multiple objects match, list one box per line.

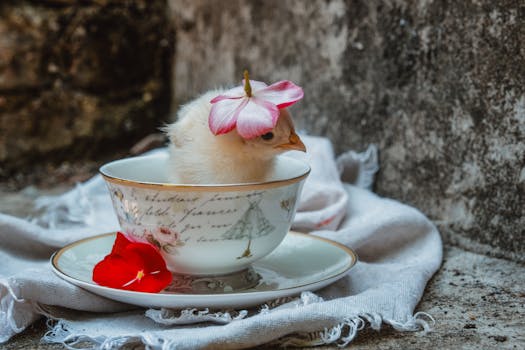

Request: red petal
left=93, top=236, right=173, bottom=293
left=125, top=244, right=169, bottom=273
left=111, top=232, right=132, bottom=254
left=130, top=270, right=173, bottom=293
left=93, top=255, right=140, bottom=289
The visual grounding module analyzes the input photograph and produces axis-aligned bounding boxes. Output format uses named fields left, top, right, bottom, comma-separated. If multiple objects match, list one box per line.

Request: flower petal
left=111, top=232, right=132, bottom=254
left=135, top=270, right=173, bottom=293
left=209, top=98, right=248, bottom=135
left=236, top=97, right=279, bottom=139
left=254, top=80, right=304, bottom=108
left=93, top=234, right=172, bottom=293
left=210, top=86, right=245, bottom=103
left=92, top=254, right=140, bottom=289
left=243, top=79, right=268, bottom=92
left=126, top=244, right=168, bottom=273
left=210, top=80, right=268, bottom=103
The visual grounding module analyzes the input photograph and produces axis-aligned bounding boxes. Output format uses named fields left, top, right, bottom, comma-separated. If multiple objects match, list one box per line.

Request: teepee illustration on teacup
left=221, top=199, right=275, bottom=259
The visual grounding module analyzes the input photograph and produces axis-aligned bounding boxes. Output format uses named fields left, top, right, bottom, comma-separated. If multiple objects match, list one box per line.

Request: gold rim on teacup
left=99, top=155, right=310, bottom=192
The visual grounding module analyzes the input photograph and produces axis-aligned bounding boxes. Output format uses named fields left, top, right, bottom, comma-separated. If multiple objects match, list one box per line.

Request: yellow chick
left=164, top=90, right=306, bottom=184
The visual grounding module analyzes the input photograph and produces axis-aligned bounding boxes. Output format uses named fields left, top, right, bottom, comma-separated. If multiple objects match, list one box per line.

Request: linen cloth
left=0, top=135, right=442, bottom=348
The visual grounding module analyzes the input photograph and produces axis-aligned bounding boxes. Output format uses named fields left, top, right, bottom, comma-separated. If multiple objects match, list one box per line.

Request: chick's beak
left=276, top=132, right=306, bottom=152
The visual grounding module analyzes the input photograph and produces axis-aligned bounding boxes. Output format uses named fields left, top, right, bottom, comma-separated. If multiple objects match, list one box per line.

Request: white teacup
left=100, top=153, right=309, bottom=279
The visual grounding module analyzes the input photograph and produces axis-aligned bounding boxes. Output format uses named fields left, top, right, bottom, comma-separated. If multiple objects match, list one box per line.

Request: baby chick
left=165, top=90, right=306, bottom=184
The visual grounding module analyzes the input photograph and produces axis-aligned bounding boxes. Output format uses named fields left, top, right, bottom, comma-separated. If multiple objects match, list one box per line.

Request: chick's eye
left=261, top=132, right=274, bottom=140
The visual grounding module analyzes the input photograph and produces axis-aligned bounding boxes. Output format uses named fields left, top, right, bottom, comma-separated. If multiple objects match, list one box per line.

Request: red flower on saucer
left=92, top=232, right=172, bottom=293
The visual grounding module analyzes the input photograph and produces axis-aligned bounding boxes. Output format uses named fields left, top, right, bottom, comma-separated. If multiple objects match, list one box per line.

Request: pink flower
left=209, top=71, right=304, bottom=139
left=152, top=226, right=181, bottom=245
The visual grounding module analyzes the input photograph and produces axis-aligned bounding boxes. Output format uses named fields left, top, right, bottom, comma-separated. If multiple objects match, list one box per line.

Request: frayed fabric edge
left=0, top=279, right=39, bottom=344
left=276, top=312, right=436, bottom=348
left=386, top=311, right=436, bottom=333
left=275, top=317, right=366, bottom=348
left=145, top=307, right=248, bottom=325
left=43, top=321, right=138, bottom=350
left=42, top=311, right=436, bottom=350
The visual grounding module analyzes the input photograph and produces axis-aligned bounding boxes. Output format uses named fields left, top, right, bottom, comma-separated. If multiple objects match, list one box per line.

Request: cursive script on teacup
left=106, top=182, right=301, bottom=274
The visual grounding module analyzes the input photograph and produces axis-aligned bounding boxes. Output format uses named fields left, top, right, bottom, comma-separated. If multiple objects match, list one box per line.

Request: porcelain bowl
left=99, top=153, right=310, bottom=276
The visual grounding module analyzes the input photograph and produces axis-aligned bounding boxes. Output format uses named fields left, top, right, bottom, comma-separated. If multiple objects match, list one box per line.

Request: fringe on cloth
left=42, top=310, right=435, bottom=350
left=0, top=279, right=40, bottom=343
left=44, top=321, right=139, bottom=350
left=145, top=308, right=248, bottom=325
left=272, top=312, right=435, bottom=348
left=41, top=289, right=435, bottom=350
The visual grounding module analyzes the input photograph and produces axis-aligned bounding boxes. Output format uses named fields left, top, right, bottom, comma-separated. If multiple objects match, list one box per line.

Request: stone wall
left=169, top=0, right=525, bottom=261
left=0, top=0, right=173, bottom=177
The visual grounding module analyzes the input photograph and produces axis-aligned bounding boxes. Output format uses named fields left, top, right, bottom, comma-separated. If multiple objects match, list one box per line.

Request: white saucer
left=51, top=231, right=357, bottom=309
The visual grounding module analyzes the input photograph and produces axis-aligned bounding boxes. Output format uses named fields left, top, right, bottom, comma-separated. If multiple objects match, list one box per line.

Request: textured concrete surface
left=168, top=0, right=525, bottom=262
left=0, top=0, right=173, bottom=178
left=1, top=186, right=524, bottom=349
